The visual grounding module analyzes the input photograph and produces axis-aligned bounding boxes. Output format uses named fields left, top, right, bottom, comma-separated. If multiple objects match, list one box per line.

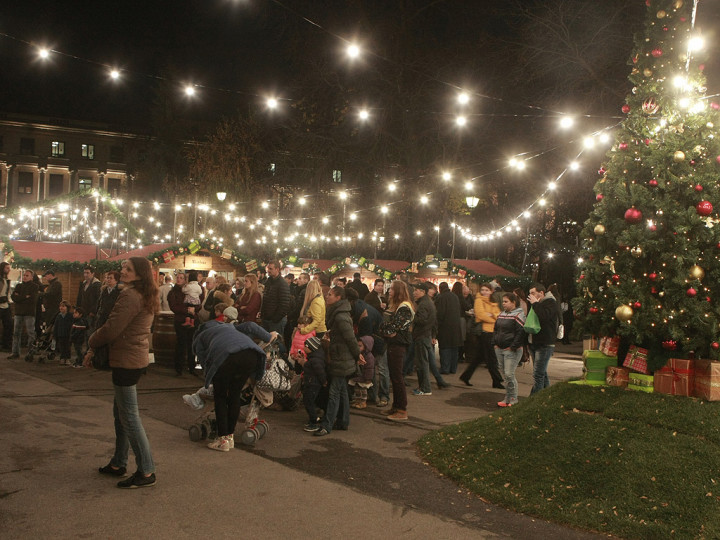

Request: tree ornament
left=695, top=184, right=703, bottom=192
left=589, top=307, right=599, bottom=314
left=651, top=48, right=663, bottom=58
left=630, top=246, right=643, bottom=258
left=687, top=287, right=697, bottom=297
left=712, top=342, right=719, bottom=351
left=615, top=305, right=634, bottom=322
left=711, top=103, right=720, bottom=110
left=662, top=340, right=678, bottom=351
left=594, top=224, right=606, bottom=235
left=707, top=297, right=712, bottom=303
left=621, top=104, right=630, bottom=114
left=642, top=97, right=659, bottom=114
left=673, top=151, right=686, bottom=162
left=624, top=207, right=643, bottom=224
left=656, top=9, right=666, bottom=18
left=612, top=274, right=621, bottom=282
left=649, top=224, right=657, bottom=232
left=696, top=201, right=713, bottom=216
left=618, top=142, right=629, bottom=151
left=644, top=138, right=652, bottom=145
left=633, top=301, right=642, bottom=309
left=596, top=194, right=604, bottom=201
left=648, top=179, right=658, bottom=187
left=643, top=68, right=653, bottom=77
left=716, top=155, right=720, bottom=164
left=648, top=272, right=657, bottom=280
left=675, top=0, right=683, bottom=8
left=659, top=291, right=665, bottom=297
left=689, top=265, right=705, bottom=280
left=598, top=166, right=606, bottom=175
left=651, top=286, right=658, bottom=294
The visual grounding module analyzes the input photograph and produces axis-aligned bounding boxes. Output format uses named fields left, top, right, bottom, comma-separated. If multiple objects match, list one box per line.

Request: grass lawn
left=418, top=382, right=720, bottom=539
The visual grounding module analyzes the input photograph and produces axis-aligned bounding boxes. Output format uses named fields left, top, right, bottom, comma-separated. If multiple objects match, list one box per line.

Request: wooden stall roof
left=452, top=259, right=518, bottom=277
left=107, top=243, right=174, bottom=261
left=11, top=240, right=100, bottom=263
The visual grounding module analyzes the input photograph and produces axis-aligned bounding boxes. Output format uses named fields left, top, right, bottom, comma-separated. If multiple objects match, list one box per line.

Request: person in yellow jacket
left=298, top=279, right=327, bottom=337
left=459, top=283, right=505, bottom=388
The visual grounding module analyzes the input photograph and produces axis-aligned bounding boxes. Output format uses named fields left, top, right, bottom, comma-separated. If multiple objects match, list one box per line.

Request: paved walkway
left=0, top=343, right=602, bottom=538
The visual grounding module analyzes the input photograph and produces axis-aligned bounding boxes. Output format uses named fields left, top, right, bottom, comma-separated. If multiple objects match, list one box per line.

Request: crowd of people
left=2, top=258, right=570, bottom=487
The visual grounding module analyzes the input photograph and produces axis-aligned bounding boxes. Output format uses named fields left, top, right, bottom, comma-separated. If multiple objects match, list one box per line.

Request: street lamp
left=216, top=192, right=227, bottom=201
left=466, top=196, right=479, bottom=208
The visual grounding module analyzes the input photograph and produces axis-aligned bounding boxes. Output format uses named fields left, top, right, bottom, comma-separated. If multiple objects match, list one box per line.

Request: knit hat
left=305, top=336, right=322, bottom=352
left=223, top=306, right=238, bottom=322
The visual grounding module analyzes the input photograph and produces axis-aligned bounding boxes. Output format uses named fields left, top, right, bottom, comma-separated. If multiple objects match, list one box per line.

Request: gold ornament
left=631, top=246, right=643, bottom=258
left=615, top=305, right=634, bottom=322
left=689, top=265, right=705, bottom=280
left=659, top=291, right=665, bottom=297
left=643, top=68, right=653, bottom=77
left=594, top=224, right=606, bottom=235
left=657, top=10, right=666, bottom=18
left=675, top=0, right=683, bottom=8
left=673, top=151, right=686, bottom=162
left=642, top=97, right=659, bottom=114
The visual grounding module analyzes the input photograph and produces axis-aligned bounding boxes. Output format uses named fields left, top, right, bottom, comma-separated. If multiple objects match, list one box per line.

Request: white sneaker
left=182, top=393, right=205, bottom=410
left=207, top=436, right=231, bottom=452
left=226, top=434, right=234, bottom=449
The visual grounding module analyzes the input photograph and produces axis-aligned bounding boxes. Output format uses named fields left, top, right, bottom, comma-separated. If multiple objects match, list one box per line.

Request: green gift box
left=628, top=373, right=654, bottom=393
left=582, top=351, right=617, bottom=382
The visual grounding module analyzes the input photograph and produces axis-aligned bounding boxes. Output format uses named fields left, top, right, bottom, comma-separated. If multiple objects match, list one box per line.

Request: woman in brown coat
left=85, top=257, right=159, bottom=489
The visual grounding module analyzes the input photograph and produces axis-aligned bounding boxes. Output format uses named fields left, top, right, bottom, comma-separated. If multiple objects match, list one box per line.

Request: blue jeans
left=428, top=345, right=446, bottom=386
left=368, top=350, right=389, bottom=403
left=262, top=317, right=287, bottom=339
left=321, top=375, right=350, bottom=433
left=495, top=347, right=523, bottom=402
left=439, top=347, right=459, bottom=374
left=111, top=384, right=155, bottom=474
left=530, top=344, right=554, bottom=395
left=413, top=337, right=432, bottom=393
left=12, top=315, right=35, bottom=355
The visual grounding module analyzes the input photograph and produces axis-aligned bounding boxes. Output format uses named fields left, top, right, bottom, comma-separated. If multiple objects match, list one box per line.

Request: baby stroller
left=186, top=339, right=291, bottom=446
left=26, top=322, right=55, bottom=363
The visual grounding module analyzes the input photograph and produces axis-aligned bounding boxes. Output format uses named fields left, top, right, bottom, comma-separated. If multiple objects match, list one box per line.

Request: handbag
left=523, top=307, right=541, bottom=335
left=257, top=354, right=293, bottom=392
left=556, top=324, right=565, bottom=340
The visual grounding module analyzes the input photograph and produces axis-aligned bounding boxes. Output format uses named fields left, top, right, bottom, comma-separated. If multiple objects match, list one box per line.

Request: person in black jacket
left=528, top=283, right=560, bottom=395
left=76, top=267, right=101, bottom=345
left=41, top=270, right=63, bottom=327
left=347, top=272, right=370, bottom=300
left=411, top=282, right=438, bottom=395
left=8, top=269, right=39, bottom=360
left=260, top=260, right=291, bottom=336
left=493, top=293, right=526, bottom=407
left=296, top=335, right=327, bottom=432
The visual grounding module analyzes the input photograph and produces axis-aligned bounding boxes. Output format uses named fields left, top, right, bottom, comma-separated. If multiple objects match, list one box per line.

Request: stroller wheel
left=240, top=428, right=257, bottom=446
left=255, top=420, right=269, bottom=439
left=188, top=424, right=202, bottom=442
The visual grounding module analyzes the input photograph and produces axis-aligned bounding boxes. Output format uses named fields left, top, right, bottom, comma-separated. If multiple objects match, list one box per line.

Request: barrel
left=151, top=311, right=176, bottom=368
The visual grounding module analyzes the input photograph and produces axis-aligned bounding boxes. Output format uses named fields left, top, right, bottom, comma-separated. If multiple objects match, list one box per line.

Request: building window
left=78, top=177, right=92, bottom=190
left=51, top=141, right=65, bottom=157
left=48, top=216, right=62, bottom=236
left=49, top=174, right=64, bottom=197
left=332, top=169, right=342, bottom=183
left=110, top=146, right=124, bottom=162
left=81, top=144, right=95, bottom=159
left=20, top=138, right=35, bottom=155
left=107, top=178, right=121, bottom=198
left=18, top=171, right=33, bottom=194
left=269, top=163, right=276, bottom=176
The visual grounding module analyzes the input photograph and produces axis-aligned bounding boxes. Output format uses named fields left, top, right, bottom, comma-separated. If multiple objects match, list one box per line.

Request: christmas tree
left=574, top=0, right=720, bottom=368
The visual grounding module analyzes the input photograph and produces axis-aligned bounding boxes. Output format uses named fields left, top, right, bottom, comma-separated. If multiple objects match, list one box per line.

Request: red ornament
left=662, top=340, right=678, bottom=351
left=687, top=287, right=697, bottom=297
left=621, top=104, right=631, bottom=114
left=707, top=297, right=712, bottom=303
left=589, top=307, right=599, bottom=314
left=651, top=286, right=658, bottom=294
left=648, top=272, right=657, bottom=280
left=598, top=167, right=606, bottom=175
left=648, top=179, right=658, bottom=187
left=716, top=155, right=720, bottom=164
left=712, top=342, right=720, bottom=351
left=612, top=274, right=620, bottom=282
left=644, top=138, right=651, bottom=145
left=649, top=224, right=657, bottom=232
left=651, top=48, right=663, bottom=58
left=697, top=201, right=714, bottom=216
left=711, top=102, right=720, bottom=110
left=695, top=184, right=704, bottom=192
left=618, top=142, right=629, bottom=151
left=633, top=301, right=642, bottom=309
left=624, top=207, right=643, bottom=224
left=691, top=160, right=696, bottom=165
left=596, top=194, right=604, bottom=201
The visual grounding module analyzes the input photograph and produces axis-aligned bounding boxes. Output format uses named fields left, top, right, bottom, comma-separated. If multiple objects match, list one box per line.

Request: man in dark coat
left=76, top=266, right=101, bottom=339
left=168, top=272, right=199, bottom=376
left=411, top=282, right=439, bottom=395
left=364, top=278, right=386, bottom=313
left=8, top=269, right=39, bottom=359
left=528, top=283, right=560, bottom=395
left=347, top=272, right=370, bottom=301
left=41, top=270, right=63, bottom=327
left=435, top=282, right=462, bottom=374
left=260, top=260, right=291, bottom=336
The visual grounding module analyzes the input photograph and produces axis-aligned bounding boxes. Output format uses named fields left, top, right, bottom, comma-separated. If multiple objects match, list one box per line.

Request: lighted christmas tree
left=574, top=0, right=720, bottom=367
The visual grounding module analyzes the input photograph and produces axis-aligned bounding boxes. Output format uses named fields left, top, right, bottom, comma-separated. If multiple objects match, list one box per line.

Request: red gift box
left=694, top=359, right=720, bottom=401
left=653, top=358, right=694, bottom=396
left=623, top=345, right=649, bottom=374
left=606, top=366, right=630, bottom=387
left=601, top=336, right=620, bottom=357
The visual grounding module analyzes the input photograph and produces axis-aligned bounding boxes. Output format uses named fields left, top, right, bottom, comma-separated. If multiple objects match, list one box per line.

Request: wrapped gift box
left=623, top=345, right=650, bottom=374
left=606, top=366, right=630, bottom=387
left=582, top=350, right=617, bottom=382
left=694, top=359, right=720, bottom=401
left=601, top=336, right=620, bottom=357
left=653, top=358, right=694, bottom=397
left=583, top=336, right=599, bottom=352
left=628, top=372, right=654, bottom=393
